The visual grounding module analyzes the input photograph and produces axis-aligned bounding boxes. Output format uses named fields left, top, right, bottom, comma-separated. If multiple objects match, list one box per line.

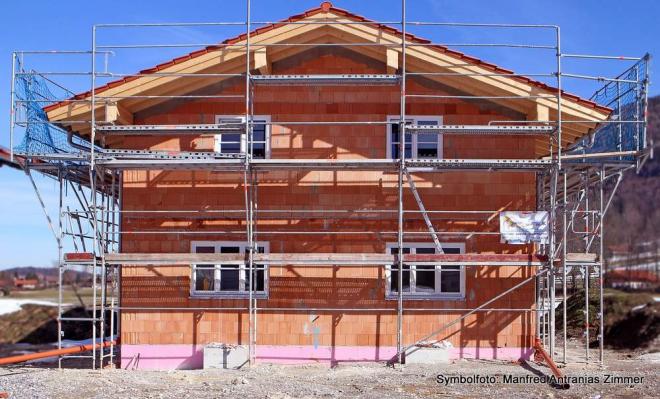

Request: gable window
left=214, top=115, right=270, bottom=159
left=191, top=241, right=268, bottom=298
left=387, top=116, right=443, bottom=159
left=385, top=242, right=464, bottom=299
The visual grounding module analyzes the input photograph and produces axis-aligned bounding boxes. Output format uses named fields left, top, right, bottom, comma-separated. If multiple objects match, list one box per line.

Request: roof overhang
left=0, top=147, right=22, bottom=170
left=44, top=3, right=611, bottom=157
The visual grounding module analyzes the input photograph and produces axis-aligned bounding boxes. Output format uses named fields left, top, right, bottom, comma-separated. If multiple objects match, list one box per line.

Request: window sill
left=385, top=294, right=465, bottom=301
left=190, top=292, right=268, bottom=300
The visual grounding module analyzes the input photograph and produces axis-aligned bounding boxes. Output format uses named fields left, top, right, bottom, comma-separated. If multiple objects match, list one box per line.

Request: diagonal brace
left=404, top=168, right=444, bottom=253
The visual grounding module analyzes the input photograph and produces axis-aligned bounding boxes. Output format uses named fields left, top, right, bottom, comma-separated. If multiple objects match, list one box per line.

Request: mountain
left=605, top=95, right=660, bottom=259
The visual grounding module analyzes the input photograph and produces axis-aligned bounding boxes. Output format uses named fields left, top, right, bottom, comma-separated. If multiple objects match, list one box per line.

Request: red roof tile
left=44, top=2, right=610, bottom=114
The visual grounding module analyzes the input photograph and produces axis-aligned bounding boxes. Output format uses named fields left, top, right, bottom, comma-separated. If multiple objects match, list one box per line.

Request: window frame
left=190, top=241, right=269, bottom=299
left=384, top=242, right=465, bottom=300
left=214, top=115, right=271, bottom=159
left=386, top=115, right=443, bottom=160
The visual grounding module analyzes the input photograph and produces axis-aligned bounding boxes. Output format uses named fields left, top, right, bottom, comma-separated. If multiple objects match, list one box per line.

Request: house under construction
left=7, top=1, right=651, bottom=369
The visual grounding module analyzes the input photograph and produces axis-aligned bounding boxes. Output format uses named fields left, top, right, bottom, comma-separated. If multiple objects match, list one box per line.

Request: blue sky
left=0, top=0, right=658, bottom=268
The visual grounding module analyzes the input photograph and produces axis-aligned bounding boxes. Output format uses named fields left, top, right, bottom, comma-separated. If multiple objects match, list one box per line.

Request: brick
left=119, top=47, right=537, bottom=351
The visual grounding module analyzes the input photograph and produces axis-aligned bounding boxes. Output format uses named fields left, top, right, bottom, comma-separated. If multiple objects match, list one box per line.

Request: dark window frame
left=191, top=241, right=269, bottom=298
left=214, top=115, right=270, bottom=159
left=386, top=242, right=465, bottom=300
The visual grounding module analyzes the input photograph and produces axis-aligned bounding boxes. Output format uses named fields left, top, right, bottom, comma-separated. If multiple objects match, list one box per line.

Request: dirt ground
left=0, top=341, right=657, bottom=399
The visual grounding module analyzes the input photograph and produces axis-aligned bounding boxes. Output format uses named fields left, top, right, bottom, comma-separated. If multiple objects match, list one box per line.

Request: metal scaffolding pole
left=90, top=24, right=99, bottom=370
left=109, top=171, right=117, bottom=367
left=599, top=166, right=605, bottom=364
left=245, top=0, right=255, bottom=366
left=562, top=171, right=568, bottom=363
left=57, top=170, right=64, bottom=368
left=9, top=52, right=16, bottom=162
left=404, top=170, right=444, bottom=253
left=8, top=5, right=650, bottom=371
left=584, top=171, right=590, bottom=363
left=396, top=0, right=406, bottom=366
left=549, top=167, right=558, bottom=358
left=99, top=167, right=108, bottom=368
left=556, top=26, right=562, bottom=169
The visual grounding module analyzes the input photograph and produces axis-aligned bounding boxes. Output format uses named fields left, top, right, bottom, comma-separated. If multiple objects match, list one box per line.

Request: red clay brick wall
left=119, top=47, right=537, bottom=351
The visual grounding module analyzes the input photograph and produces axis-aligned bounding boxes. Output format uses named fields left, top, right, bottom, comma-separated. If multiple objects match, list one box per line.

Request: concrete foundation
left=120, top=344, right=533, bottom=369
left=405, top=346, right=451, bottom=364
left=203, top=344, right=249, bottom=369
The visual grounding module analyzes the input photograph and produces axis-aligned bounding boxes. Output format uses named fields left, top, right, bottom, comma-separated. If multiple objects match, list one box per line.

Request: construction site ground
left=0, top=339, right=658, bottom=399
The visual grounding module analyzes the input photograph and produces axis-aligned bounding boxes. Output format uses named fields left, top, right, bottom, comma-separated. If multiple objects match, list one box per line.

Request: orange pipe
left=0, top=341, right=115, bottom=366
left=533, top=338, right=563, bottom=378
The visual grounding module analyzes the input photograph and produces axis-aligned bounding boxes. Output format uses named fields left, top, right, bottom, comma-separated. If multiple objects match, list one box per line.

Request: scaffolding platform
left=103, top=252, right=547, bottom=266
left=406, top=125, right=555, bottom=135
left=7, top=0, right=650, bottom=370
left=250, top=74, right=400, bottom=85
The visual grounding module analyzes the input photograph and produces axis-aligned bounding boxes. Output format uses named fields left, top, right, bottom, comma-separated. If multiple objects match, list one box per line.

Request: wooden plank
left=386, top=48, right=398, bottom=74
left=254, top=47, right=270, bottom=75
left=405, top=253, right=547, bottom=264
left=64, top=252, right=95, bottom=262
left=104, top=252, right=548, bottom=266
left=105, top=253, right=246, bottom=265
left=565, top=252, right=598, bottom=263
left=104, top=102, right=134, bottom=125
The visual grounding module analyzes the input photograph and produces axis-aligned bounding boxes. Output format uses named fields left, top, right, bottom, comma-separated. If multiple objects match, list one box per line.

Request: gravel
left=0, top=346, right=657, bottom=398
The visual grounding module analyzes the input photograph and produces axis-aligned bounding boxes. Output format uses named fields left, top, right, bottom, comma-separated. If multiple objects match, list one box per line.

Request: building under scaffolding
left=7, top=1, right=651, bottom=369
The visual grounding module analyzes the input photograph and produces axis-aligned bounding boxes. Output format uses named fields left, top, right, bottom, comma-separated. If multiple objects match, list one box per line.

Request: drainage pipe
left=0, top=341, right=114, bottom=366
left=533, top=337, right=569, bottom=389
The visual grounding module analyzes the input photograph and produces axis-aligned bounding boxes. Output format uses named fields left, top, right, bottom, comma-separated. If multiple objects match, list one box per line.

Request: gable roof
left=44, top=1, right=611, bottom=154
left=45, top=2, right=608, bottom=114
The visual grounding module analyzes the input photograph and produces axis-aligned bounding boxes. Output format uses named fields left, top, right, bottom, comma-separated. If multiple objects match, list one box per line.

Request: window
left=191, top=241, right=268, bottom=298
left=214, top=115, right=270, bottom=159
left=387, top=116, right=443, bottom=159
left=385, top=242, right=465, bottom=299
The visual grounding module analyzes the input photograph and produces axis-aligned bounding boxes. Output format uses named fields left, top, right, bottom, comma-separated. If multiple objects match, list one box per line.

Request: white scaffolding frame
left=7, top=0, right=651, bottom=369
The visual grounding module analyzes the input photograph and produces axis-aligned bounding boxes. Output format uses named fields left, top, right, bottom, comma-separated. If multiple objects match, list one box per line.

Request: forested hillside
left=605, top=95, right=660, bottom=257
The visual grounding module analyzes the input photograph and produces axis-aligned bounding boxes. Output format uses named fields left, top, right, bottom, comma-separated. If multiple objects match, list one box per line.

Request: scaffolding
left=7, top=0, right=651, bottom=369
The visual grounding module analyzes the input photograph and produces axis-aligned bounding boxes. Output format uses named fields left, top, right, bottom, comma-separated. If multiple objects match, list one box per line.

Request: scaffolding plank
left=565, top=252, right=598, bottom=263
left=64, top=252, right=95, bottom=262
left=104, top=252, right=547, bottom=266
left=94, top=158, right=245, bottom=170
left=251, top=158, right=398, bottom=170
left=406, top=158, right=552, bottom=170
left=105, top=253, right=246, bottom=265
left=100, top=149, right=243, bottom=160
left=31, top=156, right=552, bottom=171
left=251, top=74, right=400, bottom=85
left=406, top=124, right=555, bottom=135
left=104, top=253, right=392, bottom=265
left=97, top=124, right=246, bottom=135
left=405, top=253, right=548, bottom=265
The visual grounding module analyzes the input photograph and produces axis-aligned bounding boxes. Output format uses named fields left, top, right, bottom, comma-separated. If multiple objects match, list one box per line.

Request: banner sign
left=500, top=211, right=549, bottom=244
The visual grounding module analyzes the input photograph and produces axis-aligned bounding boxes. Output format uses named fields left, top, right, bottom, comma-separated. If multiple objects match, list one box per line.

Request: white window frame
left=385, top=242, right=465, bottom=300
left=214, top=115, right=271, bottom=159
left=386, top=115, right=443, bottom=160
left=190, top=241, right=269, bottom=299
